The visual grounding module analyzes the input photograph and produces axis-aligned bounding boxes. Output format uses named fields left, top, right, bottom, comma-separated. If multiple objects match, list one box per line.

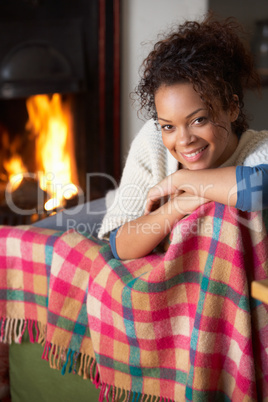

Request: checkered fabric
left=0, top=226, right=62, bottom=343
left=0, top=202, right=267, bottom=402
left=86, top=203, right=268, bottom=401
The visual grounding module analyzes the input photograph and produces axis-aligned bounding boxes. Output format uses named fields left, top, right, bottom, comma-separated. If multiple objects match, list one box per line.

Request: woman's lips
left=181, top=145, right=208, bottom=162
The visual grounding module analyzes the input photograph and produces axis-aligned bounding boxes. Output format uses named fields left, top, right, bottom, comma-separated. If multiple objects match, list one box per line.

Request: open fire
left=1, top=93, right=79, bottom=219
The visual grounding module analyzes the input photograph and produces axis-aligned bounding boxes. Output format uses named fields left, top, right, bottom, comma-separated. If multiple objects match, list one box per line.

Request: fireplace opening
left=0, top=93, right=84, bottom=220
left=0, top=0, right=121, bottom=225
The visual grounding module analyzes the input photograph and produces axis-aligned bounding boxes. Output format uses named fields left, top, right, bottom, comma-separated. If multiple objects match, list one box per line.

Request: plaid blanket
left=0, top=202, right=268, bottom=401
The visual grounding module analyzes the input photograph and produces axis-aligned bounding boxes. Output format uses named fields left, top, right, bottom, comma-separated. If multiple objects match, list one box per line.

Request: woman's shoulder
left=242, top=128, right=268, bottom=141
left=238, top=129, right=268, bottom=165
left=126, top=119, right=167, bottom=164
left=131, top=119, right=162, bottom=146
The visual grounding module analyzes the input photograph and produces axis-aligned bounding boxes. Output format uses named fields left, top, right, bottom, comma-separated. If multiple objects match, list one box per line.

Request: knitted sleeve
left=98, top=120, right=167, bottom=240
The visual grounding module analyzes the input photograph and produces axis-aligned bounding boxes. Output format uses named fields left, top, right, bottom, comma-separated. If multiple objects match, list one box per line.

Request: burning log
left=0, top=177, right=49, bottom=225
left=5, top=176, right=47, bottom=210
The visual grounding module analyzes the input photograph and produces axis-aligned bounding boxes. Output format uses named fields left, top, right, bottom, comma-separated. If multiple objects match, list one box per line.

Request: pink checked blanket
left=0, top=202, right=268, bottom=402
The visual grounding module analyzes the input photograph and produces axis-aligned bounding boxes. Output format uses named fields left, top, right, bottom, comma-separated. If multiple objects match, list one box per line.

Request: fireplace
left=0, top=0, right=120, bottom=225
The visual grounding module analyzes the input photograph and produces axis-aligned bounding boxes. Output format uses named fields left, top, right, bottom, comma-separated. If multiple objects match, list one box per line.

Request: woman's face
left=155, top=82, right=239, bottom=170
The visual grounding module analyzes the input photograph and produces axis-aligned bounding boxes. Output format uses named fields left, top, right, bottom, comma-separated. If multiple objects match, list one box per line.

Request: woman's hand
left=144, top=170, right=200, bottom=215
left=170, top=192, right=210, bottom=216
left=144, top=172, right=182, bottom=215
left=144, top=166, right=238, bottom=216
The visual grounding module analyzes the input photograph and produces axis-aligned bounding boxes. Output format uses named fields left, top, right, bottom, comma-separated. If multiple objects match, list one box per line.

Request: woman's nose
left=176, top=127, right=195, bottom=146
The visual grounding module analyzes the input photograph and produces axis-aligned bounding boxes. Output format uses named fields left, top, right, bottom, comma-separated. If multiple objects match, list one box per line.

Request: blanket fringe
left=43, top=342, right=100, bottom=385
left=0, top=317, right=45, bottom=345
left=0, top=318, right=175, bottom=402
left=95, top=385, right=173, bottom=402
left=45, top=345, right=170, bottom=402
left=42, top=341, right=50, bottom=360
left=78, top=352, right=87, bottom=377
left=37, top=321, right=47, bottom=345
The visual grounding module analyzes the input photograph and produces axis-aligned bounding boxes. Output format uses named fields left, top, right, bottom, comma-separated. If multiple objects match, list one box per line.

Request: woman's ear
left=230, top=94, right=240, bottom=122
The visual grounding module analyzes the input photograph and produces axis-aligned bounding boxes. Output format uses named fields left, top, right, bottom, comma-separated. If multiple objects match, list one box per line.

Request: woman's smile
left=181, top=144, right=208, bottom=162
left=155, top=82, right=239, bottom=170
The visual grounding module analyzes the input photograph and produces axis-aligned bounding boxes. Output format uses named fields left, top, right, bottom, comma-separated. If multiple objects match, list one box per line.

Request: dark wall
left=208, top=0, right=268, bottom=132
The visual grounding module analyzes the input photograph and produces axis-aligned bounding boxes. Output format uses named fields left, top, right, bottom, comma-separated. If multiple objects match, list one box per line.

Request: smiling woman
left=97, top=13, right=268, bottom=260
left=155, top=82, right=239, bottom=170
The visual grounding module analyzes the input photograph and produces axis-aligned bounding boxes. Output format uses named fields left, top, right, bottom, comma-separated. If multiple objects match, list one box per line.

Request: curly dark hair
left=134, top=13, right=260, bottom=136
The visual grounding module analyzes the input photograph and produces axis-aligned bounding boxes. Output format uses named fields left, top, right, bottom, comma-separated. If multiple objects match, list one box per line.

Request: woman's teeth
left=186, top=145, right=207, bottom=157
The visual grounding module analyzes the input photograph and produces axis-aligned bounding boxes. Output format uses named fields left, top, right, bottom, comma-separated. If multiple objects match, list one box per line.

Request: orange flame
left=26, top=94, right=79, bottom=211
left=3, top=154, right=27, bottom=190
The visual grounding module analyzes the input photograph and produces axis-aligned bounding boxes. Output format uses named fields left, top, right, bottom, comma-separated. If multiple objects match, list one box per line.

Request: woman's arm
left=145, top=166, right=237, bottom=214
left=113, top=164, right=268, bottom=259
left=145, top=164, right=268, bottom=215
left=115, top=192, right=208, bottom=260
left=236, top=164, right=268, bottom=211
left=114, top=166, right=237, bottom=260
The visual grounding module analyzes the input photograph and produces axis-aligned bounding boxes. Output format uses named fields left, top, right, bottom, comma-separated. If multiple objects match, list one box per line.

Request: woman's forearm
left=177, top=166, right=237, bottom=206
left=115, top=199, right=183, bottom=260
left=145, top=167, right=237, bottom=215
left=115, top=193, right=208, bottom=260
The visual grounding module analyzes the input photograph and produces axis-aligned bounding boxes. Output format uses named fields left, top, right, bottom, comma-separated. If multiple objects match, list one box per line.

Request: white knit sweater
left=98, top=119, right=268, bottom=240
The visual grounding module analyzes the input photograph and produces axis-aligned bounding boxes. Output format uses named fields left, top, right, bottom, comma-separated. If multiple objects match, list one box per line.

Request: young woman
left=98, top=15, right=268, bottom=259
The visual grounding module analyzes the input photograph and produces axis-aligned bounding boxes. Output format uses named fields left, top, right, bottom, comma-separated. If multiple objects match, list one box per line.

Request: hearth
left=0, top=0, right=120, bottom=224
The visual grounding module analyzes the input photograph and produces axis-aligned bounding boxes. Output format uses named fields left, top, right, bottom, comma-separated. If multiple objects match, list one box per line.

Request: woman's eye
left=193, top=117, right=207, bottom=125
left=162, top=124, right=174, bottom=131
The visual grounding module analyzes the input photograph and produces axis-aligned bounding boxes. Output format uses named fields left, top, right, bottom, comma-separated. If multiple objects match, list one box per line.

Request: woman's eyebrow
left=157, top=117, right=172, bottom=122
left=186, top=108, right=206, bottom=119
left=158, top=108, right=206, bottom=122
